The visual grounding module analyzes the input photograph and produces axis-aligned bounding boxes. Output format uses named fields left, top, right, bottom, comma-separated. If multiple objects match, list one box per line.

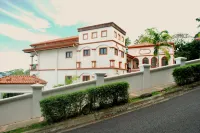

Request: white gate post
left=175, top=57, right=187, bottom=66
left=95, top=73, right=106, bottom=86
left=31, top=83, right=44, bottom=118
left=139, top=64, right=151, bottom=89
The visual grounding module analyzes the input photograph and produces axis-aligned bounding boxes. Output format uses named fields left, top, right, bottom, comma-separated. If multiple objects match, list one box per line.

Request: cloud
left=35, top=0, right=200, bottom=42
left=0, top=24, right=60, bottom=43
left=0, top=2, right=50, bottom=31
left=0, top=52, right=30, bottom=71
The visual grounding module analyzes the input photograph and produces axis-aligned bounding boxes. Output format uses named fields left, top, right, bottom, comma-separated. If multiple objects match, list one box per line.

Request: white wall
left=0, top=94, right=32, bottom=126
left=0, top=84, right=33, bottom=93
left=0, top=58, right=199, bottom=126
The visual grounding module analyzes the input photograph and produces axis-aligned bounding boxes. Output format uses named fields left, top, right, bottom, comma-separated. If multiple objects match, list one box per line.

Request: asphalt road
left=65, top=87, right=200, bottom=133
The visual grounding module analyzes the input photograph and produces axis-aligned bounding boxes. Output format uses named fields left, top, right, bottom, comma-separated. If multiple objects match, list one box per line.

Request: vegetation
left=65, top=76, right=79, bottom=85
left=172, top=63, right=200, bottom=85
left=9, top=69, right=30, bottom=76
left=5, top=122, right=48, bottom=133
left=125, top=37, right=131, bottom=53
left=174, top=39, right=200, bottom=60
left=53, top=84, right=65, bottom=88
left=135, top=28, right=172, bottom=66
left=40, top=82, right=129, bottom=123
left=3, top=93, right=23, bottom=99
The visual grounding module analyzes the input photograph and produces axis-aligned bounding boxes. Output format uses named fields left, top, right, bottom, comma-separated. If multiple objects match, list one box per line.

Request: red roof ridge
left=0, top=75, right=47, bottom=84
left=30, top=36, right=79, bottom=46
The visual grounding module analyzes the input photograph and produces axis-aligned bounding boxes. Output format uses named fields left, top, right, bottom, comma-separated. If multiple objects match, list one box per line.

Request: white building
left=127, top=42, right=175, bottom=72
left=23, top=22, right=174, bottom=89
left=23, top=22, right=127, bottom=88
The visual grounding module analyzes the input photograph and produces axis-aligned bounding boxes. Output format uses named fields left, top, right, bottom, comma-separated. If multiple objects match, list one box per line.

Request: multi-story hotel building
left=23, top=22, right=174, bottom=89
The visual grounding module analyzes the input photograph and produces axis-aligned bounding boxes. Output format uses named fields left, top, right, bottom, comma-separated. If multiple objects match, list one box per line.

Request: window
left=151, top=57, right=157, bottom=68
left=83, top=76, right=90, bottom=81
left=83, top=49, right=90, bottom=56
left=133, top=58, right=139, bottom=69
left=114, top=31, right=117, bottom=38
left=76, top=62, right=81, bottom=68
left=92, top=61, right=96, bottom=68
left=119, top=62, right=122, bottom=69
left=121, top=51, right=124, bottom=58
left=118, top=34, right=121, bottom=40
left=99, top=47, right=107, bottom=55
left=110, top=60, right=115, bottom=68
left=122, top=36, right=124, bottom=42
left=66, top=51, right=72, bottom=58
left=101, top=30, right=107, bottom=37
left=114, top=48, right=118, bottom=56
left=92, top=32, right=97, bottom=39
left=143, top=57, right=149, bottom=64
left=83, top=33, right=88, bottom=40
left=162, top=57, right=168, bottom=66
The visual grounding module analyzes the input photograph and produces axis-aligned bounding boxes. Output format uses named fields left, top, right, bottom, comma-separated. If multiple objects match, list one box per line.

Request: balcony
left=30, top=64, right=38, bottom=71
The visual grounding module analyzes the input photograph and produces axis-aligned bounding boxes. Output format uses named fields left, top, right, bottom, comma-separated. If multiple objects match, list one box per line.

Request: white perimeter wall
left=1, top=58, right=199, bottom=126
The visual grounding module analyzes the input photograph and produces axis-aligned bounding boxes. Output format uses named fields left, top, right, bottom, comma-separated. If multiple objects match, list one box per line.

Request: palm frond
left=160, top=47, right=171, bottom=61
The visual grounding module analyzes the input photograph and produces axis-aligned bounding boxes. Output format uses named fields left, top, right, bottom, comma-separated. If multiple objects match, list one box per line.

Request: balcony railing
left=30, top=64, right=38, bottom=71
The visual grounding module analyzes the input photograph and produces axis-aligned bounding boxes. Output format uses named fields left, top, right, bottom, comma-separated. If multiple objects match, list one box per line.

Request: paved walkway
left=65, top=87, right=200, bottom=133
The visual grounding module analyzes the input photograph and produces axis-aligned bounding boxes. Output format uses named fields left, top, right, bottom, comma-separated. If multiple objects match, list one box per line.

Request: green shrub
left=172, top=63, right=200, bottom=85
left=40, top=82, right=129, bottom=123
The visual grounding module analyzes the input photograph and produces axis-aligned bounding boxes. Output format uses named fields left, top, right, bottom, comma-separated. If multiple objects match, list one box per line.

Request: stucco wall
left=0, top=58, right=199, bottom=126
left=0, top=94, right=32, bottom=126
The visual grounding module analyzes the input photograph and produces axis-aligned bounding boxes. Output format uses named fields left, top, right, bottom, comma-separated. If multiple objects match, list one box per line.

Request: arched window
left=151, top=57, right=157, bottom=68
left=142, top=57, right=149, bottom=64
left=162, top=56, right=168, bottom=66
left=133, top=58, right=139, bottom=69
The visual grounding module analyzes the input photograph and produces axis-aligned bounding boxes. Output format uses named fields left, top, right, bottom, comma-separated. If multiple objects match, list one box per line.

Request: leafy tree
left=175, top=39, right=200, bottom=60
left=9, top=69, right=30, bottom=76
left=195, top=18, right=200, bottom=38
left=135, top=28, right=172, bottom=66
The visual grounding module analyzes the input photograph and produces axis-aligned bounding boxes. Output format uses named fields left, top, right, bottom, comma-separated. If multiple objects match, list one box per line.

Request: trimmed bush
left=172, top=63, right=200, bottom=85
left=40, top=82, right=129, bottom=123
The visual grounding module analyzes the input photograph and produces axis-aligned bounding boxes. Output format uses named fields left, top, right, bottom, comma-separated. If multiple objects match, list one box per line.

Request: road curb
left=25, top=82, right=200, bottom=133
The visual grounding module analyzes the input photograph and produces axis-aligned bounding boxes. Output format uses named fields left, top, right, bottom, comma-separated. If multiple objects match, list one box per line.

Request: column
left=31, top=83, right=44, bottom=118
left=175, top=57, right=187, bottom=66
left=95, top=73, right=106, bottom=86
left=139, top=64, right=151, bottom=89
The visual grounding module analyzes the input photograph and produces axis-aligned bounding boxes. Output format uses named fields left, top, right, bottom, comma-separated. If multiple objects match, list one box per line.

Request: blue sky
left=0, top=0, right=199, bottom=71
left=0, top=0, right=86, bottom=52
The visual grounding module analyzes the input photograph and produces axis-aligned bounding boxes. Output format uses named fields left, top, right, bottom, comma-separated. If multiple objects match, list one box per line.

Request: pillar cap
left=175, top=57, right=187, bottom=61
left=139, top=64, right=151, bottom=68
left=31, top=83, right=44, bottom=90
left=95, top=73, right=106, bottom=76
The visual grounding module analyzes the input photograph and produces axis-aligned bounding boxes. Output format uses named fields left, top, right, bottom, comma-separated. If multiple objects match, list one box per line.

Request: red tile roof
left=23, top=36, right=79, bottom=53
left=30, top=36, right=79, bottom=46
left=195, top=38, right=200, bottom=40
left=0, top=75, right=47, bottom=84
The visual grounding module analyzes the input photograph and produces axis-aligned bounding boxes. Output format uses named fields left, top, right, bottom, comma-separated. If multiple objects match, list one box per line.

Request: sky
left=0, top=0, right=199, bottom=71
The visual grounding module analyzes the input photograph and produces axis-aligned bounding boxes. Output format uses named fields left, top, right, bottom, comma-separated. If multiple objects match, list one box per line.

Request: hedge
left=172, top=63, right=200, bottom=85
left=40, top=82, right=129, bottom=123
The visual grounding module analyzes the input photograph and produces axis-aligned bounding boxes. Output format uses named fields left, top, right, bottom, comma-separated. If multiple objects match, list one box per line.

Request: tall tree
left=125, top=37, right=131, bottom=53
left=195, top=18, right=200, bottom=38
left=135, top=28, right=172, bottom=66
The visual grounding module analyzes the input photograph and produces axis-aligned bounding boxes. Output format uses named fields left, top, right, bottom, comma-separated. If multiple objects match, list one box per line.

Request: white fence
left=0, top=57, right=199, bottom=126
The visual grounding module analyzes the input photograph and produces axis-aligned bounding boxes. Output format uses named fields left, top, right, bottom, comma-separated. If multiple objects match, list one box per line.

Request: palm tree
left=125, top=37, right=131, bottom=53
left=136, top=28, right=172, bottom=66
